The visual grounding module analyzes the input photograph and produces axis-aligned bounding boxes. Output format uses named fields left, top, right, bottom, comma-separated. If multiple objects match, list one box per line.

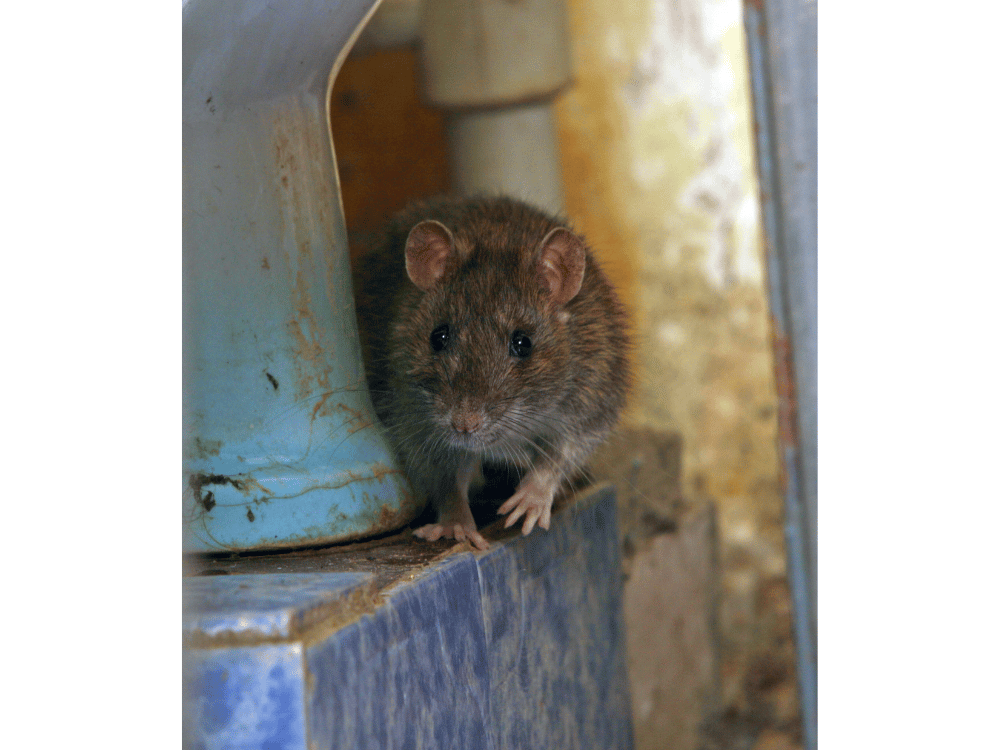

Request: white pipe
left=446, top=101, right=566, bottom=215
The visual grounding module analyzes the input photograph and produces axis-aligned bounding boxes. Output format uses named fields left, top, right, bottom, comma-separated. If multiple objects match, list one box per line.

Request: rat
left=353, top=196, right=630, bottom=551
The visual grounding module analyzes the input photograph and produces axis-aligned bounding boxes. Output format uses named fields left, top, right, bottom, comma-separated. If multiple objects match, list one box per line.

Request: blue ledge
left=183, top=485, right=634, bottom=750
left=184, top=572, right=373, bottom=640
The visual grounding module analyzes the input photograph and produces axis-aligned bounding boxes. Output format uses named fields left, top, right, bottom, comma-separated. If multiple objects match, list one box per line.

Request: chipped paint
left=183, top=459, right=417, bottom=552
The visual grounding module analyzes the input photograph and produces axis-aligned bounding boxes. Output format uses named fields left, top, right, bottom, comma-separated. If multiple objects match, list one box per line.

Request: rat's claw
left=521, top=507, right=541, bottom=535
left=502, top=502, right=527, bottom=528
left=413, top=522, right=490, bottom=551
left=497, top=495, right=520, bottom=517
left=413, top=524, right=443, bottom=542
left=499, top=480, right=556, bottom=536
left=468, top=529, right=490, bottom=551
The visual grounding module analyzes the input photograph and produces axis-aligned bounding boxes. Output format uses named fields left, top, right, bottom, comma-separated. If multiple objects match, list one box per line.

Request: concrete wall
left=553, top=0, right=792, bottom=716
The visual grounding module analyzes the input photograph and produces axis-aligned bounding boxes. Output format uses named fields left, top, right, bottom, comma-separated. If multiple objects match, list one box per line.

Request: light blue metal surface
left=742, top=1, right=817, bottom=747
left=182, top=0, right=419, bottom=552
left=183, top=486, right=635, bottom=750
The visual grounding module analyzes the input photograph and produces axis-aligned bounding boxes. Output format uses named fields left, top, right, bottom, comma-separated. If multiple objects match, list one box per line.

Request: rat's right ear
left=535, top=227, right=586, bottom=307
left=404, top=220, right=455, bottom=291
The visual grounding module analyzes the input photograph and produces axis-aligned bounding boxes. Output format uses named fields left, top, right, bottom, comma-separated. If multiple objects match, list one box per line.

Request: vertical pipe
left=743, top=1, right=817, bottom=747
left=419, top=0, right=573, bottom=213
left=446, top=101, right=566, bottom=214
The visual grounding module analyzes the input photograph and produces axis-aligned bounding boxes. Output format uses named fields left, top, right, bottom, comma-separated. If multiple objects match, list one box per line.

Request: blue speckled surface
left=184, top=644, right=307, bottom=750
left=183, top=486, right=634, bottom=750
left=305, top=554, right=493, bottom=749
left=305, top=487, right=634, bottom=750
left=184, top=572, right=373, bottom=640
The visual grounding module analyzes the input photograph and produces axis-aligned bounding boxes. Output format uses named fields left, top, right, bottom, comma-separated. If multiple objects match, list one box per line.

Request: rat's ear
left=405, top=220, right=455, bottom=291
left=535, top=227, right=586, bottom=306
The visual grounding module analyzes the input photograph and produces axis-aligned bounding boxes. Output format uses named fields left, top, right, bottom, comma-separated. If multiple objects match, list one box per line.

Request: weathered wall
left=553, top=0, right=798, bottom=734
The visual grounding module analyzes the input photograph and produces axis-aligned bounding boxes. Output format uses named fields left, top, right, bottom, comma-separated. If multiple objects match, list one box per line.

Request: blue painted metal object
left=183, top=487, right=635, bottom=750
left=182, top=0, right=418, bottom=552
left=743, top=1, right=817, bottom=747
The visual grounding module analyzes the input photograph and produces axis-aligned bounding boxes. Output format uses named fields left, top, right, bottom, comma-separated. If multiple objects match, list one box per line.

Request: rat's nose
left=451, top=409, right=484, bottom=434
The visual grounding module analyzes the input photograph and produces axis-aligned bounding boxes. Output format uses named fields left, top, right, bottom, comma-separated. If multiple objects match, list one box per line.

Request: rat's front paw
left=413, top=522, right=490, bottom=551
left=497, top=479, right=556, bottom=536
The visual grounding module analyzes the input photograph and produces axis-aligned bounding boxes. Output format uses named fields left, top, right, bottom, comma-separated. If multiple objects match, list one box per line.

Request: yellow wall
left=554, top=0, right=789, bottom=705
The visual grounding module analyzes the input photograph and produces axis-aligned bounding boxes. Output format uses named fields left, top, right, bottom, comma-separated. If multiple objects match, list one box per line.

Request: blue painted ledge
left=183, top=485, right=634, bottom=750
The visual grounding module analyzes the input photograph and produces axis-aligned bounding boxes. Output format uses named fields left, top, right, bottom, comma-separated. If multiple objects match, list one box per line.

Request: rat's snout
left=450, top=405, right=484, bottom=435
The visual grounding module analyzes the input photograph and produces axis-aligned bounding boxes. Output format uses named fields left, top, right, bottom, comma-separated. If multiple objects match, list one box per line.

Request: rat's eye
left=430, top=324, right=451, bottom=352
left=509, top=331, right=532, bottom=358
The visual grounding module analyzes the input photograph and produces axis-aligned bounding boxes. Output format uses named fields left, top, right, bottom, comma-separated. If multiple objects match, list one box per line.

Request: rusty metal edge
left=743, top=1, right=817, bottom=748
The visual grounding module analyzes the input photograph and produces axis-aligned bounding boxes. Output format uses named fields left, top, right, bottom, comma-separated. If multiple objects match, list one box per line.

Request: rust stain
left=308, top=393, right=373, bottom=432
left=311, top=390, right=333, bottom=421
left=367, top=462, right=400, bottom=482
left=376, top=502, right=399, bottom=528
left=239, top=474, right=275, bottom=498
left=190, top=437, right=222, bottom=460
left=334, top=402, right=371, bottom=434
left=272, top=103, right=339, bottom=403
left=356, top=483, right=421, bottom=536
left=285, top=317, right=327, bottom=401
left=770, top=325, right=798, bottom=448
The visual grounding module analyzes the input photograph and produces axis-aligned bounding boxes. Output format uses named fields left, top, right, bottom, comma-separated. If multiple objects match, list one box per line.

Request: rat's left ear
left=535, top=227, right=586, bottom=306
left=405, top=220, right=455, bottom=291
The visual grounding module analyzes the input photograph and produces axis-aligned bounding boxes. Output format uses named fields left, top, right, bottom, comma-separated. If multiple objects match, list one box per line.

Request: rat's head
left=388, top=216, right=587, bottom=456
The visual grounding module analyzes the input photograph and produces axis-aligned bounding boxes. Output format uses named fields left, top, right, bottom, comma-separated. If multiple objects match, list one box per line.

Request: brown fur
left=354, top=195, right=631, bottom=542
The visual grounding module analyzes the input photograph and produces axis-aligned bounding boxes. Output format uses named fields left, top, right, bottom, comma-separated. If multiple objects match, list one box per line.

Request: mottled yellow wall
left=554, top=0, right=790, bottom=707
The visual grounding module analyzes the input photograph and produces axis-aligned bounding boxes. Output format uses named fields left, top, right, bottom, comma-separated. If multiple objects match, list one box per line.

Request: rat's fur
left=354, top=196, right=630, bottom=549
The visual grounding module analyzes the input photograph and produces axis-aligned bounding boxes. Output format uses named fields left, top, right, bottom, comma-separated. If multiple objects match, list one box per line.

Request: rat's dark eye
left=430, top=323, right=451, bottom=352
left=509, top=331, right=532, bottom=358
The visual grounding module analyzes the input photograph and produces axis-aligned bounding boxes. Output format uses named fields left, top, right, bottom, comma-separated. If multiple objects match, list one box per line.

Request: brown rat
left=354, top=196, right=630, bottom=550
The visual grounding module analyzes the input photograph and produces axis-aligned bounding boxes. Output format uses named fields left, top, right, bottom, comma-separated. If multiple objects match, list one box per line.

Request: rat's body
left=354, top=196, right=630, bottom=550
